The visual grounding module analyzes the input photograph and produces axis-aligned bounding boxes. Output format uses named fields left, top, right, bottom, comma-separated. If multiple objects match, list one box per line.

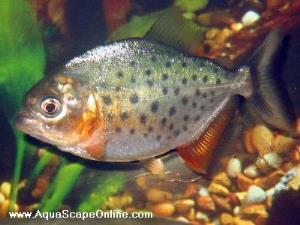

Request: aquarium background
left=0, top=0, right=300, bottom=224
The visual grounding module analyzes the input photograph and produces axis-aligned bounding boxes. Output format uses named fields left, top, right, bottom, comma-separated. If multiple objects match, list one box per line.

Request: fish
left=15, top=9, right=296, bottom=174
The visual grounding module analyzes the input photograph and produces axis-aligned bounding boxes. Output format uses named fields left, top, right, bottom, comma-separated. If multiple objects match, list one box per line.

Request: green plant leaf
left=0, top=0, right=45, bottom=121
left=40, top=163, right=84, bottom=212
left=175, top=0, right=209, bottom=12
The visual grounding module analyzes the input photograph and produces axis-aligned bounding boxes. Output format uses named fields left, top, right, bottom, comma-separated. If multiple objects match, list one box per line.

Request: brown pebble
left=242, top=204, right=268, bottom=217
left=281, top=162, right=295, bottom=172
left=184, top=183, right=200, bottom=198
left=208, top=182, right=230, bottom=196
left=146, top=188, right=172, bottom=203
left=255, top=215, right=268, bottom=225
left=290, top=145, right=300, bottom=162
left=254, top=170, right=284, bottom=189
left=213, top=172, right=231, bottom=188
left=187, top=207, right=196, bottom=221
left=244, top=129, right=256, bottom=154
left=267, top=0, right=286, bottom=11
left=212, top=195, right=232, bottom=212
left=0, top=199, right=9, bottom=219
left=196, top=196, right=216, bottom=212
left=136, top=176, right=148, bottom=190
left=237, top=174, right=254, bottom=191
left=152, top=202, right=175, bottom=217
left=233, top=216, right=255, bottom=225
left=174, top=199, right=195, bottom=213
left=251, top=125, right=274, bottom=156
left=273, top=134, right=297, bottom=153
left=220, top=213, right=234, bottom=225
left=0, top=182, right=11, bottom=198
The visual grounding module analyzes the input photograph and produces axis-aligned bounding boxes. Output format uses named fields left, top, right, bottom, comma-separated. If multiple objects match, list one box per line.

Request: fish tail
left=244, top=28, right=296, bottom=135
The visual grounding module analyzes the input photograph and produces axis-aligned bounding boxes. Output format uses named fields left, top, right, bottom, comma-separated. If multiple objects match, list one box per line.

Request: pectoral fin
left=176, top=97, right=238, bottom=174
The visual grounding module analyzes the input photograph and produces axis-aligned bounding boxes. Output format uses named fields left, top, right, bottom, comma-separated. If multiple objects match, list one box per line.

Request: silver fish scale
left=65, top=39, right=246, bottom=161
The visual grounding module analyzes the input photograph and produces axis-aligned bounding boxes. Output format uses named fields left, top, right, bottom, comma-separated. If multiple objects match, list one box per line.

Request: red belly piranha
left=15, top=12, right=296, bottom=174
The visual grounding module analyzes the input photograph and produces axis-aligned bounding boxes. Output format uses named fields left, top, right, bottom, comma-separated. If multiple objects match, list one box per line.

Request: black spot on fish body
left=146, top=80, right=154, bottom=87
left=129, top=61, right=135, bottom=67
left=192, top=102, right=197, bottom=108
left=162, top=87, right=168, bottom=95
left=144, top=133, right=148, bottom=138
left=174, top=88, right=180, bottom=96
left=194, top=115, right=201, bottom=121
left=129, top=129, right=135, bottom=134
left=120, top=112, right=129, bottom=121
left=200, top=105, right=205, bottom=110
left=202, top=76, right=208, bottom=83
left=150, top=56, right=156, bottom=62
left=181, top=96, right=188, bottom=105
left=148, top=126, right=153, bottom=132
left=181, top=62, right=187, bottom=68
left=210, top=91, right=215, bottom=96
left=183, top=126, right=188, bottom=131
left=130, top=76, right=136, bottom=83
left=174, top=130, right=180, bottom=137
left=192, top=75, right=197, bottom=81
left=195, top=89, right=201, bottom=96
left=169, top=106, right=176, bottom=116
left=115, top=127, right=121, bottom=133
left=216, top=78, right=221, bottom=85
left=183, top=115, right=189, bottom=121
left=161, top=117, right=167, bottom=125
left=162, top=74, right=169, bottom=81
left=169, top=123, right=174, bottom=130
left=130, top=94, right=139, bottom=104
left=151, top=101, right=159, bottom=113
left=140, top=114, right=147, bottom=124
left=165, top=62, right=171, bottom=68
left=182, top=78, right=187, bottom=85
left=102, top=96, right=112, bottom=105
left=203, top=93, right=207, bottom=98
left=145, top=69, right=151, bottom=76
left=209, top=98, right=214, bottom=103
left=117, top=71, right=124, bottom=78
left=156, top=135, right=161, bottom=141
left=115, top=86, right=121, bottom=92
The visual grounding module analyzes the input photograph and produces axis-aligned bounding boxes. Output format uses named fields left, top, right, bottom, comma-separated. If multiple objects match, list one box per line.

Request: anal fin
left=177, top=97, right=238, bottom=174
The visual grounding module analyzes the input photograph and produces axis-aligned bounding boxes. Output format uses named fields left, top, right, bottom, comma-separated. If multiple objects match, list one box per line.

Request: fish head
left=15, top=74, right=102, bottom=154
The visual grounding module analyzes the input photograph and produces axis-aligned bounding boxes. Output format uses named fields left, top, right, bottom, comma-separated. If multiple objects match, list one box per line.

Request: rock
left=213, top=172, right=231, bottom=188
left=220, top=213, right=234, bottom=225
left=244, top=129, right=257, bottom=154
left=234, top=192, right=248, bottom=205
left=237, top=174, right=254, bottom=191
left=246, top=185, right=266, bottom=205
left=136, top=176, right=148, bottom=190
left=254, top=170, right=284, bottom=189
left=146, top=188, right=172, bottom=203
left=187, top=207, right=196, bottom=221
left=241, top=11, right=260, bottom=26
left=290, top=145, right=300, bottom=162
left=212, top=195, right=232, bottom=212
left=196, top=211, right=209, bottom=222
left=244, top=164, right=260, bottom=178
left=233, top=216, right=255, bottom=225
left=206, top=28, right=221, bottom=40
left=233, top=206, right=241, bottom=215
left=256, top=153, right=282, bottom=172
left=242, top=204, right=268, bottom=217
left=251, top=125, right=274, bottom=156
left=184, top=183, right=200, bottom=198
left=273, top=134, right=297, bottom=153
left=267, top=0, right=286, bottom=11
left=0, top=199, right=9, bottom=219
left=174, top=199, right=195, bottom=213
left=176, top=216, right=190, bottom=223
left=198, top=187, right=209, bottom=197
left=0, top=182, right=11, bottom=198
left=0, top=193, right=5, bottom=204
left=197, top=196, right=216, bottom=212
left=208, top=183, right=230, bottom=196
left=227, top=157, right=242, bottom=178
left=152, top=202, right=175, bottom=217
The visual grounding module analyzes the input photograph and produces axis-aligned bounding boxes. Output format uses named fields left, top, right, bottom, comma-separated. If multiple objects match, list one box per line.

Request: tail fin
left=245, top=28, right=296, bottom=135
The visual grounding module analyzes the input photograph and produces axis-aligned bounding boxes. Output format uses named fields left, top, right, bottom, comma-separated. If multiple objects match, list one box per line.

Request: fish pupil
left=46, top=103, right=56, bottom=113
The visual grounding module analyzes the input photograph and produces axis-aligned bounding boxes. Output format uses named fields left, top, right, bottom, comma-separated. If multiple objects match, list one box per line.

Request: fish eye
left=41, top=97, right=61, bottom=117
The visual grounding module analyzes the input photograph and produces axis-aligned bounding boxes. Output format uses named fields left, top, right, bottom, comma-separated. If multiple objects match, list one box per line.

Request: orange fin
left=177, top=97, right=238, bottom=174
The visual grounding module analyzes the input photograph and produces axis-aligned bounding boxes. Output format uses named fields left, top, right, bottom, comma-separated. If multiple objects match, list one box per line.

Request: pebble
left=0, top=182, right=11, bottom=198
left=241, top=11, right=260, bottom=26
left=242, top=204, right=268, bottom=217
left=196, top=196, right=216, bottom=212
left=208, top=183, right=230, bottom=196
left=244, top=129, right=257, bottom=154
left=227, top=157, right=242, bottom=178
left=146, top=188, right=172, bottom=203
left=212, top=195, right=232, bottom=212
left=237, top=174, right=254, bottom=191
left=233, top=206, right=241, bottom=215
left=273, top=134, right=297, bottom=153
left=213, top=172, right=231, bottom=188
left=233, top=216, right=255, bottom=225
left=251, top=125, right=274, bottom=156
left=243, top=164, right=260, bottom=178
left=196, top=211, right=209, bottom=222
left=152, top=202, right=175, bottom=217
left=246, top=185, right=266, bottom=204
left=174, top=199, right=194, bottom=213
left=198, top=187, right=209, bottom=197
left=220, top=213, right=233, bottom=225
left=254, top=170, right=284, bottom=189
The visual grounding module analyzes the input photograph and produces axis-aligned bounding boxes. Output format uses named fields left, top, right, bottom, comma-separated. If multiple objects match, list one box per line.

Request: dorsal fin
left=176, top=97, right=238, bottom=174
left=145, top=7, right=204, bottom=55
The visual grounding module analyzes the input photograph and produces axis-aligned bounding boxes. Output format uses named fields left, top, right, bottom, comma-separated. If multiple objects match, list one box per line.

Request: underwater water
left=0, top=0, right=300, bottom=225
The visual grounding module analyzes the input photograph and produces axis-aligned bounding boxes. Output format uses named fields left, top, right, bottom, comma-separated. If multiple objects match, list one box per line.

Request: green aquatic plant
left=0, top=0, right=45, bottom=208
left=77, top=172, right=126, bottom=212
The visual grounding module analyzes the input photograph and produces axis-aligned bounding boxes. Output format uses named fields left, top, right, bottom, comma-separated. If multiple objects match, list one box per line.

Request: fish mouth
left=15, top=110, right=39, bottom=134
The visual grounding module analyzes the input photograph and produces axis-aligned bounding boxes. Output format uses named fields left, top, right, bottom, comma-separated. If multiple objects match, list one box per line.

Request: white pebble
left=244, top=164, right=260, bottom=178
left=233, top=206, right=241, bottom=215
left=227, top=157, right=242, bottom=178
left=247, top=185, right=266, bottom=204
left=242, top=10, right=260, bottom=26
left=275, top=182, right=288, bottom=193
left=266, top=188, right=275, bottom=197
left=263, top=152, right=282, bottom=169
left=198, top=187, right=209, bottom=197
